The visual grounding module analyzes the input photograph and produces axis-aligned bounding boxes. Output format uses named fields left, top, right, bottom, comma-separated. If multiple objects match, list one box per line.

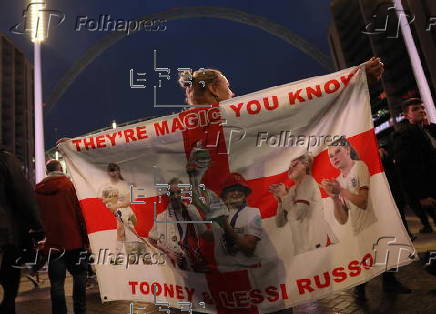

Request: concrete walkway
left=7, top=216, right=436, bottom=313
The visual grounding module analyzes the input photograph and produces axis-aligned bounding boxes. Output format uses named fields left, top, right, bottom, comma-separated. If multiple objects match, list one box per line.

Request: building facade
left=0, top=34, right=35, bottom=180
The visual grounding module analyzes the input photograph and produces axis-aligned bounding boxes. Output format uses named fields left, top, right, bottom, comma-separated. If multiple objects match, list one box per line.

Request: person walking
left=35, top=159, right=89, bottom=314
left=0, top=148, right=45, bottom=314
left=393, top=98, right=436, bottom=233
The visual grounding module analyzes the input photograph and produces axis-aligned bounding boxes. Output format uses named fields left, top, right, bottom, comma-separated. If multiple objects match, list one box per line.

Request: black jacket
left=0, top=149, right=43, bottom=249
left=392, top=120, right=436, bottom=201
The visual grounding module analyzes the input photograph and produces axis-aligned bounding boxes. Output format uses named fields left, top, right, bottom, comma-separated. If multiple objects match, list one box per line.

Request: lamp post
left=394, top=0, right=436, bottom=123
left=27, top=1, right=46, bottom=183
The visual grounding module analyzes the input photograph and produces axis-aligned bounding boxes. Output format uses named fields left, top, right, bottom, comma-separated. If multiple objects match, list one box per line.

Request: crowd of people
left=1, top=58, right=435, bottom=314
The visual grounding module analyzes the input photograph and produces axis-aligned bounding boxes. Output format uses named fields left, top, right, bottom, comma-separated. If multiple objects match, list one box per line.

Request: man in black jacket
left=393, top=98, right=436, bottom=233
left=0, top=148, right=45, bottom=314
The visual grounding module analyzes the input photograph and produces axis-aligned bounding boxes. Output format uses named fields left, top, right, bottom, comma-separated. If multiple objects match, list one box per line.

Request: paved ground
left=5, top=216, right=436, bottom=313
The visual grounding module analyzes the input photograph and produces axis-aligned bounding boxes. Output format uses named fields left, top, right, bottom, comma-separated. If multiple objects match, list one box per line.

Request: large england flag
left=60, top=66, right=415, bottom=313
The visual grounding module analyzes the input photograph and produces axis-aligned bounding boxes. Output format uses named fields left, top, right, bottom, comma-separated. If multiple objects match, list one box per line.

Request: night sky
left=0, top=1, right=333, bottom=149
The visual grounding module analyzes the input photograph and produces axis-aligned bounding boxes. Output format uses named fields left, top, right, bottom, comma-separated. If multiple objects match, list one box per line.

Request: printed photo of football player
left=148, top=177, right=210, bottom=272
left=210, top=172, right=287, bottom=312
left=321, top=137, right=377, bottom=235
left=203, top=173, right=282, bottom=276
left=213, top=173, right=263, bottom=270
left=187, top=142, right=229, bottom=221
left=270, top=153, right=338, bottom=255
left=100, top=163, right=148, bottom=264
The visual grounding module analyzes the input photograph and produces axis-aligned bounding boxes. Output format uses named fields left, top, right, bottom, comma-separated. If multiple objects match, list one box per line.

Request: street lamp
left=26, top=0, right=47, bottom=183
left=393, top=0, right=436, bottom=123
left=112, top=120, right=117, bottom=129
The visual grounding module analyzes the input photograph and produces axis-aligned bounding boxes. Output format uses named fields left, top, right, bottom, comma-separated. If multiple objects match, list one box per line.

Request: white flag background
left=60, top=66, right=414, bottom=313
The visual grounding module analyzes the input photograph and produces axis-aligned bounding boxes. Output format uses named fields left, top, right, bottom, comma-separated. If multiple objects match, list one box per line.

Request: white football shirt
left=336, top=160, right=377, bottom=235
left=214, top=206, right=264, bottom=271
left=279, top=175, right=338, bottom=255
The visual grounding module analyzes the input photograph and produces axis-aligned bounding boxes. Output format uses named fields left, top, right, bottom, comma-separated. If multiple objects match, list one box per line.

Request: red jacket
left=35, top=174, right=87, bottom=251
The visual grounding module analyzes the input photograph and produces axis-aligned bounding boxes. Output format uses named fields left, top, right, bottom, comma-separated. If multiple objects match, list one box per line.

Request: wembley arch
left=45, top=6, right=332, bottom=114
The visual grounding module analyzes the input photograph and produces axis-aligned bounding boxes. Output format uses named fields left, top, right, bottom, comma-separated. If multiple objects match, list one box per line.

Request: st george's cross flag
left=60, top=65, right=415, bottom=313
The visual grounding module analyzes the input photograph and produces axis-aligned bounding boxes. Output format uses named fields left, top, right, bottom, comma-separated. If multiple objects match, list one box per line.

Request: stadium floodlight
left=393, top=0, right=436, bottom=123
left=26, top=1, right=47, bottom=182
left=26, top=1, right=47, bottom=42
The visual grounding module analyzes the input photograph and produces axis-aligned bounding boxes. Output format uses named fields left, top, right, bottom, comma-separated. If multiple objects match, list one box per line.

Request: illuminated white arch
left=45, top=6, right=332, bottom=114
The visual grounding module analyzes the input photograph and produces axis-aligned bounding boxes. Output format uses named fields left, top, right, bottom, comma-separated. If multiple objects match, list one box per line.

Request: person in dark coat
left=35, top=159, right=89, bottom=314
left=378, top=145, right=414, bottom=239
left=0, top=148, right=44, bottom=314
left=393, top=98, right=436, bottom=233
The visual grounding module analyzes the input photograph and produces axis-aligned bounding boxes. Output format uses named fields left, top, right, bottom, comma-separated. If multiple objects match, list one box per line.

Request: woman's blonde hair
left=292, top=152, right=314, bottom=174
left=178, top=68, right=223, bottom=106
